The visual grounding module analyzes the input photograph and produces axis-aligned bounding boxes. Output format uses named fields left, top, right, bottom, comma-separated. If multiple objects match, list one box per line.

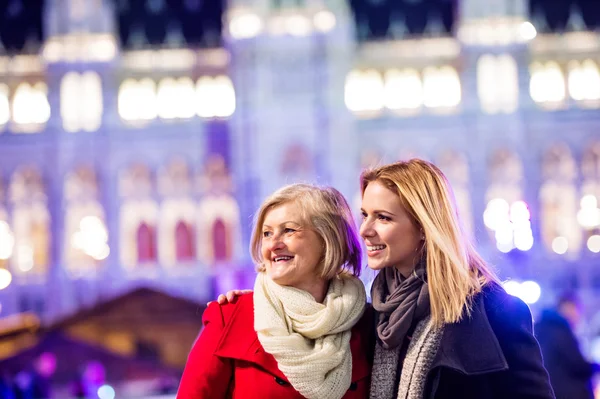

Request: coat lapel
left=213, top=295, right=290, bottom=382
left=429, top=288, right=508, bottom=376
left=213, top=294, right=371, bottom=385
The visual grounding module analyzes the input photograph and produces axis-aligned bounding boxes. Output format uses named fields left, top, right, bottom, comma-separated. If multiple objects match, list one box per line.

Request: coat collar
left=213, top=294, right=371, bottom=384
left=429, top=284, right=509, bottom=376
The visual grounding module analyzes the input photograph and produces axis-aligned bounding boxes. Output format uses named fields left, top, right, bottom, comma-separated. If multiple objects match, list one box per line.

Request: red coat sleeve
left=177, top=302, right=233, bottom=399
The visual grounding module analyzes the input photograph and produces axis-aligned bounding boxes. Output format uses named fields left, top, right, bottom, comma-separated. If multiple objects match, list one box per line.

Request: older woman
left=177, top=183, right=372, bottom=399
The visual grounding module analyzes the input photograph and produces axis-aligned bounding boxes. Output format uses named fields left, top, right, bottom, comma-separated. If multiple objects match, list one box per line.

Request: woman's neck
left=295, top=279, right=329, bottom=303
left=395, top=257, right=424, bottom=278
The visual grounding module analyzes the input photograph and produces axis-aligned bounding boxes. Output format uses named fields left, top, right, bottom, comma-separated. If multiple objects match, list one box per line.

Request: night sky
left=0, top=0, right=599, bottom=52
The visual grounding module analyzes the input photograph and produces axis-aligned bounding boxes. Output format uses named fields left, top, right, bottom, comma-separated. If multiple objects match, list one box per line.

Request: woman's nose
left=267, top=236, right=285, bottom=252
left=359, top=219, right=374, bottom=238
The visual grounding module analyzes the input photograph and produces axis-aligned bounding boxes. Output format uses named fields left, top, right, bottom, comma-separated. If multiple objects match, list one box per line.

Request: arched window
left=197, top=195, right=240, bottom=265
left=119, top=164, right=159, bottom=268
left=157, top=159, right=195, bottom=267
left=437, top=151, right=474, bottom=238
left=118, top=79, right=157, bottom=122
left=568, top=59, right=600, bottom=104
left=280, top=143, right=313, bottom=180
left=384, top=68, right=423, bottom=111
left=344, top=69, right=385, bottom=114
left=64, top=167, right=108, bottom=274
left=60, top=72, right=81, bottom=132
left=0, top=83, right=10, bottom=126
left=423, top=65, right=461, bottom=109
left=581, top=143, right=600, bottom=252
left=157, top=78, right=179, bottom=120
left=118, top=79, right=138, bottom=121
left=530, top=61, right=566, bottom=107
left=477, top=54, right=519, bottom=114
left=137, top=222, right=157, bottom=263
left=539, top=144, right=581, bottom=256
left=212, top=218, right=229, bottom=262
left=80, top=72, right=103, bottom=131
left=175, top=221, right=195, bottom=261
left=196, top=76, right=236, bottom=119
left=9, top=168, right=50, bottom=276
left=12, top=82, right=51, bottom=130
left=484, top=150, right=532, bottom=253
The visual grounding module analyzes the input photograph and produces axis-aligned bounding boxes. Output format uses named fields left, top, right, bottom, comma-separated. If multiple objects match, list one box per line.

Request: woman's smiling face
left=360, top=181, right=422, bottom=276
left=260, top=202, right=324, bottom=290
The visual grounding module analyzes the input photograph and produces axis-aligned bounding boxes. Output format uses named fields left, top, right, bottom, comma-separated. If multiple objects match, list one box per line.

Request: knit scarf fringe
left=254, top=272, right=366, bottom=399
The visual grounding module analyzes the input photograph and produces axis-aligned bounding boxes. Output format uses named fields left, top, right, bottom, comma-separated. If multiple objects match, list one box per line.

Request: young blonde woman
left=219, top=159, right=555, bottom=399
left=360, top=159, right=554, bottom=398
left=177, top=184, right=373, bottom=399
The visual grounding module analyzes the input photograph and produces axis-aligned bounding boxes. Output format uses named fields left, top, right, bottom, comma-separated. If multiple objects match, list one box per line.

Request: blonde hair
left=250, top=183, right=362, bottom=279
left=360, top=159, right=500, bottom=326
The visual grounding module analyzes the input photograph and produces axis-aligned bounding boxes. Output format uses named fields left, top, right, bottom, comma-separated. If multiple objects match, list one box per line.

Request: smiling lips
left=366, top=244, right=386, bottom=256
left=273, top=255, right=293, bottom=262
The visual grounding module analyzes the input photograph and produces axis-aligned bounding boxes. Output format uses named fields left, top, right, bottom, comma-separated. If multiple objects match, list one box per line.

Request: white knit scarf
left=254, top=272, right=367, bottom=399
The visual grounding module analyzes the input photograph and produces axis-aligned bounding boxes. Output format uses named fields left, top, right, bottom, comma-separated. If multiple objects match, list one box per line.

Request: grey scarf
left=370, top=261, right=430, bottom=349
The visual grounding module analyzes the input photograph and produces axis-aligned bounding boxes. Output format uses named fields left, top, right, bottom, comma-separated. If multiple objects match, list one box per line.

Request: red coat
left=177, top=293, right=373, bottom=399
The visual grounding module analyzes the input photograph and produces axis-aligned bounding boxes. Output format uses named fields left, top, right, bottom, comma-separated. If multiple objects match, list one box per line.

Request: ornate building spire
left=165, top=21, right=185, bottom=48
left=128, top=23, right=148, bottom=49
left=389, top=10, right=408, bottom=40
left=531, top=4, right=549, bottom=34
left=423, top=10, right=445, bottom=37
left=566, top=4, right=586, bottom=32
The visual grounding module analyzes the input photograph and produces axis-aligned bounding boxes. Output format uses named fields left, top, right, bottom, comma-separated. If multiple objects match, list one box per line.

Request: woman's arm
left=177, top=302, right=233, bottom=399
left=485, top=290, right=556, bottom=398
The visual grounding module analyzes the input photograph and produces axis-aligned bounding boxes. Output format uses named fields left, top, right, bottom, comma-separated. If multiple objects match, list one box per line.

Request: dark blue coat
left=535, top=309, right=599, bottom=399
left=424, top=283, right=555, bottom=399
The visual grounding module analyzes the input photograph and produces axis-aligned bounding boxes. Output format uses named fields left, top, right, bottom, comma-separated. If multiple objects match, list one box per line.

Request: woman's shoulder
left=480, top=282, right=533, bottom=326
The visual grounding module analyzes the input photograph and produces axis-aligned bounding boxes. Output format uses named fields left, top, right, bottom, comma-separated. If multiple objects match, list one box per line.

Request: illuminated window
left=477, top=54, right=519, bottom=114
left=384, top=69, right=423, bottom=111
left=436, top=151, right=474, bottom=238
left=177, top=77, right=196, bottom=119
left=198, top=197, right=239, bottom=264
left=12, top=83, right=51, bottom=130
left=157, top=159, right=196, bottom=267
left=344, top=69, right=385, bottom=114
left=229, top=13, right=263, bottom=39
left=484, top=150, right=532, bottom=252
left=119, top=164, right=159, bottom=268
left=80, top=72, right=103, bottom=131
left=9, top=168, right=50, bottom=277
left=197, top=155, right=241, bottom=265
left=568, top=60, right=600, bottom=104
left=64, top=167, right=108, bottom=275
left=423, top=66, right=461, bottom=109
left=530, top=61, right=566, bottom=106
left=580, top=143, right=600, bottom=252
left=0, top=84, right=9, bottom=126
left=118, top=79, right=138, bottom=121
left=157, top=78, right=180, bottom=120
left=159, top=199, right=196, bottom=266
left=196, top=76, right=236, bottom=119
left=118, top=78, right=158, bottom=122
left=156, top=77, right=196, bottom=120
left=539, top=144, right=581, bottom=256
left=60, top=72, right=81, bottom=133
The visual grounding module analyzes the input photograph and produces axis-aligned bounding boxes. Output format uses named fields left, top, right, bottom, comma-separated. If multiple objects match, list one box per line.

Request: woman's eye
left=284, top=228, right=296, bottom=234
left=377, top=215, right=391, bottom=221
left=361, top=211, right=367, bottom=219
left=262, top=231, right=272, bottom=238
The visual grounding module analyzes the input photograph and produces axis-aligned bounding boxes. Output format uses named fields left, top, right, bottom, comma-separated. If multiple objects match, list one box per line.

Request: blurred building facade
left=0, top=0, right=599, bottom=338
